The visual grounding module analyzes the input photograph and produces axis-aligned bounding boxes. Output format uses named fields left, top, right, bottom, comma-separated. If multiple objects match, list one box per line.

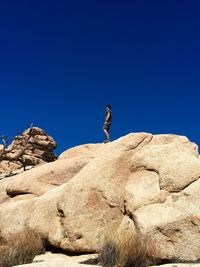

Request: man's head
left=106, top=104, right=111, bottom=110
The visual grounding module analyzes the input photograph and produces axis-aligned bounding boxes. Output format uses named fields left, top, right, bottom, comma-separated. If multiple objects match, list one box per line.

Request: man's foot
left=104, top=139, right=110, bottom=143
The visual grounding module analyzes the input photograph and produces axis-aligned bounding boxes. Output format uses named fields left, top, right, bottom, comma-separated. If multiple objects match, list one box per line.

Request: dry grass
left=99, top=227, right=162, bottom=267
left=0, top=228, right=45, bottom=267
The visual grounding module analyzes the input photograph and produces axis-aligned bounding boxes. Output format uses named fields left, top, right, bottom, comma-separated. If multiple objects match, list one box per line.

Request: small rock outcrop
left=0, top=127, right=57, bottom=177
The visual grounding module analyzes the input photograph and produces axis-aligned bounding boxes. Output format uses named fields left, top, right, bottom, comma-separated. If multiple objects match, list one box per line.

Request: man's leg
left=103, top=128, right=110, bottom=141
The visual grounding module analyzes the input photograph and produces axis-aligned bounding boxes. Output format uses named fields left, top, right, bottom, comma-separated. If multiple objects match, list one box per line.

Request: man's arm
left=105, top=111, right=111, bottom=122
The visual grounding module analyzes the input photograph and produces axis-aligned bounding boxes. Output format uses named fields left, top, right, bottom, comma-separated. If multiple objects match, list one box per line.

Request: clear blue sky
left=0, top=0, right=200, bottom=154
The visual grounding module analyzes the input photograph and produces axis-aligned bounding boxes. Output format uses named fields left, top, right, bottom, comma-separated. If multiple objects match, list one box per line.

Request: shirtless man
left=103, top=104, right=112, bottom=143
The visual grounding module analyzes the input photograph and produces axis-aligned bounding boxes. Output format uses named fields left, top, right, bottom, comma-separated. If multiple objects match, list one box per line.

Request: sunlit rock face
left=0, top=132, right=200, bottom=262
left=0, top=127, right=57, bottom=177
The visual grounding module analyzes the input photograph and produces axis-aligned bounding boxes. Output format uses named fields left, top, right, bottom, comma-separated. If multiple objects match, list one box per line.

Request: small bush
left=99, top=240, right=120, bottom=267
left=99, top=227, right=162, bottom=267
left=0, top=228, right=45, bottom=267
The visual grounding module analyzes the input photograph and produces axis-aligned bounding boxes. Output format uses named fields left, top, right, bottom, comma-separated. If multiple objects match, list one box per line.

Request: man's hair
left=106, top=104, right=111, bottom=109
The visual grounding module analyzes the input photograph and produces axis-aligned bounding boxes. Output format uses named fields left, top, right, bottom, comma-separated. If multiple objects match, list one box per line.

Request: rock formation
left=0, top=133, right=200, bottom=263
left=0, top=127, right=57, bottom=178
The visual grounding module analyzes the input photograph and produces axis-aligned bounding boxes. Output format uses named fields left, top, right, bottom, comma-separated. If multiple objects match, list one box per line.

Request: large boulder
left=3, top=157, right=93, bottom=197
left=0, top=143, right=104, bottom=199
left=0, top=133, right=200, bottom=262
left=58, top=143, right=103, bottom=160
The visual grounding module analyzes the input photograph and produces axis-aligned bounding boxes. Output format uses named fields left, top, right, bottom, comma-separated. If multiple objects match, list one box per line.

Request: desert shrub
left=99, top=240, right=120, bottom=267
left=99, top=227, right=162, bottom=267
left=0, top=228, right=45, bottom=267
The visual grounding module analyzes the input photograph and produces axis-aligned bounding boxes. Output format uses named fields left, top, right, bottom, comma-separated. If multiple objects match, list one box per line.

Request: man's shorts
left=103, top=122, right=111, bottom=131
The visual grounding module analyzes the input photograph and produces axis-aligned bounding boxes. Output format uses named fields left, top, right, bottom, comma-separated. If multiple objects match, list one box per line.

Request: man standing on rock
left=103, top=104, right=112, bottom=143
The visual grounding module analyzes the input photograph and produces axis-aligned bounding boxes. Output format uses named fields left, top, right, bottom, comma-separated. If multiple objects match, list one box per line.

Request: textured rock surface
left=14, top=261, right=94, bottom=267
left=0, top=133, right=200, bottom=263
left=59, top=143, right=103, bottom=159
left=3, top=157, right=93, bottom=197
left=13, top=253, right=98, bottom=267
left=0, top=127, right=57, bottom=177
left=13, top=262, right=200, bottom=267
